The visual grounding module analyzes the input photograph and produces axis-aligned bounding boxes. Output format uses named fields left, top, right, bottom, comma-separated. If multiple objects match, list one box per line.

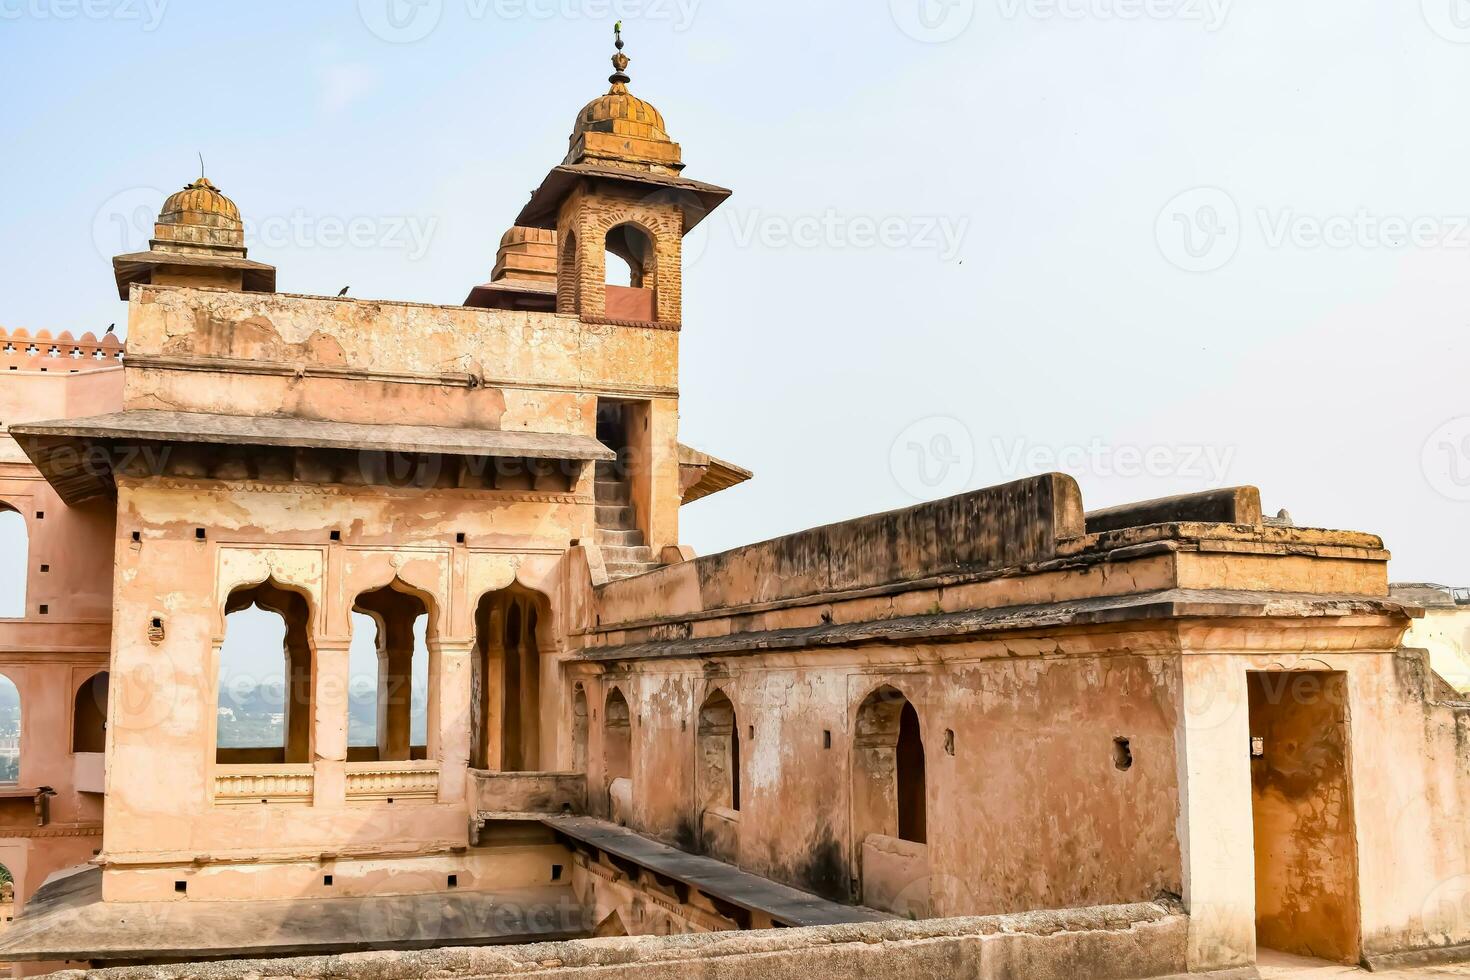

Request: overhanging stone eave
left=11, top=410, right=616, bottom=505
left=576, top=588, right=1420, bottom=663
left=515, top=164, right=732, bottom=231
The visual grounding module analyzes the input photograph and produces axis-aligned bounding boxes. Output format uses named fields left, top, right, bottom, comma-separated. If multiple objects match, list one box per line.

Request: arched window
left=696, top=689, right=739, bottom=813
left=603, top=224, right=656, bottom=322
left=853, top=686, right=927, bottom=846
left=0, top=674, right=19, bottom=784
left=571, top=683, right=589, bottom=774
left=471, top=586, right=548, bottom=772
left=218, top=581, right=314, bottom=765
left=351, top=583, right=432, bottom=763
left=557, top=229, right=580, bottom=314
left=603, top=687, right=632, bottom=822
left=72, top=671, right=109, bottom=753
left=0, top=508, right=27, bottom=619
left=605, top=224, right=654, bottom=287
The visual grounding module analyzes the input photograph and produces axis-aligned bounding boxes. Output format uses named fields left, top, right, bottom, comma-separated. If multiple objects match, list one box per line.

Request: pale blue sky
left=2, top=0, right=1468, bottom=598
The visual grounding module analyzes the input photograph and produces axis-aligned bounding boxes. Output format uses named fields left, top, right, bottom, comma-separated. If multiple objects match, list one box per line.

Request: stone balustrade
left=344, top=761, right=441, bottom=803
left=214, top=764, right=314, bottom=805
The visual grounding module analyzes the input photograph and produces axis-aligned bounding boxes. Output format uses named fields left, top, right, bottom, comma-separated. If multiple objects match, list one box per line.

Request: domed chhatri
left=153, top=177, right=246, bottom=255
left=111, top=169, right=275, bottom=298
left=564, top=25, right=683, bottom=174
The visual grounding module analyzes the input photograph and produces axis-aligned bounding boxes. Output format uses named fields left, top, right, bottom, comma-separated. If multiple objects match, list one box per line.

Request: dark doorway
left=1248, top=670, right=1360, bottom=964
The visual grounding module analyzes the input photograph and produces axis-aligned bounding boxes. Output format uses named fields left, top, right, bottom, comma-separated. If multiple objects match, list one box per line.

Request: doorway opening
left=1248, top=670, right=1360, bottom=964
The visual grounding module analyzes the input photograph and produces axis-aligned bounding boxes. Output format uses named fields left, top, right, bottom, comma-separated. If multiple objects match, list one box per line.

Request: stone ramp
left=540, top=814, right=890, bottom=928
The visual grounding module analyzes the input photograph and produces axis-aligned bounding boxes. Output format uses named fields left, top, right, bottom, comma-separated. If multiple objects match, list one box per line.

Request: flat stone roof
left=0, top=865, right=586, bottom=962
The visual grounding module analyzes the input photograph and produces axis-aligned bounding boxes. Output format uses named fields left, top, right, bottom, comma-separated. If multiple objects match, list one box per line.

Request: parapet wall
left=595, top=473, right=1085, bottom=626
left=57, top=903, right=1196, bottom=980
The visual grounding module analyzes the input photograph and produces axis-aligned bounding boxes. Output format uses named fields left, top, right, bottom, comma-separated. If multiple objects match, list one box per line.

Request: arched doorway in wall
left=217, top=580, right=314, bottom=765
left=72, top=671, right=108, bottom=754
left=571, top=683, right=589, bottom=774
left=0, top=675, right=19, bottom=784
left=0, top=507, right=27, bottom=619
left=852, top=685, right=929, bottom=914
left=603, top=687, right=632, bottom=824
left=350, top=581, right=433, bottom=763
left=471, top=585, right=549, bottom=772
left=696, top=688, right=741, bottom=859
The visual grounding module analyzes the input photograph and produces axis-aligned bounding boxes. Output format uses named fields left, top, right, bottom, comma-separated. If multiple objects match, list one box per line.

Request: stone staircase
left=594, top=460, right=660, bottom=580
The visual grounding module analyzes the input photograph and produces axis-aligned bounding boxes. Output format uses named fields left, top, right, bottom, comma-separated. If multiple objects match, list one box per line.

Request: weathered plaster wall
left=1402, top=607, right=1470, bottom=691
left=0, top=358, right=118, bottom=934
left=1176, top=648, right=1470, bottom=972
left=575, top=640, right=1185, bottom=918
left=101, top=478, right=580, bottom=902
left=119, top=286, right=683, bottom=552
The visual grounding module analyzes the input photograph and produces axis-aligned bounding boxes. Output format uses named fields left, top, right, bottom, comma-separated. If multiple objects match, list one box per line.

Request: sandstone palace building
left=0, top=33, right=1469, bottom=979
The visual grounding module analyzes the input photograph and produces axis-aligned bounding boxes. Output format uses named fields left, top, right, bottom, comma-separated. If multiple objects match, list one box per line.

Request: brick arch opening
left=603, top=223, right=657, bottom=321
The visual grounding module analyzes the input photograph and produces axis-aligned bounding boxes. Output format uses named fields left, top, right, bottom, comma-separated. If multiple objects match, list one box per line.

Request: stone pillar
left=376, top=616, right=415, bottom=763
left=1175, top=654, right=1256, bottom=972
left=312, top=639, right=350, bottom=807
left=435, top=638, right=473, bottom=805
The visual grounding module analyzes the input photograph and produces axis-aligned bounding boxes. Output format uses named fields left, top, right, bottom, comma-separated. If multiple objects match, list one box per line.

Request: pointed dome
left=154, top=177, right=245, bottom=254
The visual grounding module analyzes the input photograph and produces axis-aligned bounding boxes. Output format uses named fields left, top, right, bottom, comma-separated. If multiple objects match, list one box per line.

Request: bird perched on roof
left=338, top=287, right=350, bottom=297
left=105, top=323, right=115, bottom=334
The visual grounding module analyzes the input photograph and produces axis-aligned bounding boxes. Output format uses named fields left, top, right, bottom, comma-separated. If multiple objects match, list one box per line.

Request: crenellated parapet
left=0, top=328, right=123, bottom=373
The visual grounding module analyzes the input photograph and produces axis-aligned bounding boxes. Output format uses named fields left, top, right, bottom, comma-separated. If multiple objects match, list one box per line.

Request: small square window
left=131, top=531, right=141, bottom=543
left=39, top=564, right=49, bottom=573
left=551, top=864, right=563, bottom=881
left=37, top=605, right=48, bottom=615
left=174, top=880, right=187, bottom=894
left=323, top=874, right=334, bottom=887
left=34, top=511, right=44, bottom=520
left=447, top=874, right=458, bottom=889
left=456, top=532, right=466, bottom=544
left=194, top=528, right=206, bottom=541
left=329, top=530, right=341, bottom=542
left=823, top=730, right=832, bottom=749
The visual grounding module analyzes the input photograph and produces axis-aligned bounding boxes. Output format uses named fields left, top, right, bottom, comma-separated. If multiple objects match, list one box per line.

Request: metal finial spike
left=609, top=23, right=631, bottom=87
left=198, top=152, right=205, bottom=180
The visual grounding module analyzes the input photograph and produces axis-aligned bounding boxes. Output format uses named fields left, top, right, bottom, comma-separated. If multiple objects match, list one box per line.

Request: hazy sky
left=2, top=0, right=1468, bottom=596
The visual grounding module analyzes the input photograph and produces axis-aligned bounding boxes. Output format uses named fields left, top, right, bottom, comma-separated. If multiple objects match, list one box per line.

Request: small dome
left=572, top=88, right=669, bottom=144
left=153, top=176, right=245, bottom=253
